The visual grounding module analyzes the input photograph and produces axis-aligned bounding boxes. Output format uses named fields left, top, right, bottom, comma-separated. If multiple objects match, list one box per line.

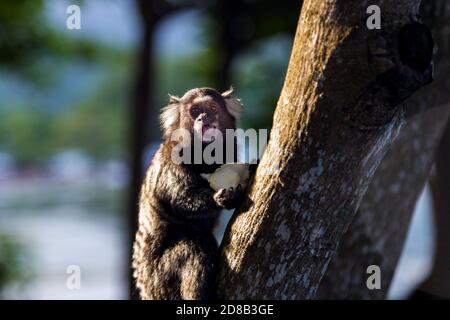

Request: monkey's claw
left=214, top=185, right=243, bottom=209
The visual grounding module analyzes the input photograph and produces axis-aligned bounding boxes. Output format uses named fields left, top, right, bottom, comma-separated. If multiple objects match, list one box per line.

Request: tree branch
left=317, top=0, right=450, bottom=299
left=217, top=0, right=433, bottom=299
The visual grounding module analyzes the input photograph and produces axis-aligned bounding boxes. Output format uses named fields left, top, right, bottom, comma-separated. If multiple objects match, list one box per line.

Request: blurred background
left=0, top=0, right=438, bottom=299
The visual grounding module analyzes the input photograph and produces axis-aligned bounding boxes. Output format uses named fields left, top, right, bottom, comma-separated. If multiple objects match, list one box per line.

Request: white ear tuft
left=168, top=94, right=180, bottom=104
left=221, top=86, right=234, bottom=98
left=160, top=95, right=181, bottom=138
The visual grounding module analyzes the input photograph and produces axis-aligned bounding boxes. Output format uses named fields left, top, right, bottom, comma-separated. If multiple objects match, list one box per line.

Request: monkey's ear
left=168, top=94, right=181, bottom=104
left=221, top=87, right=234, bottom=98
left=160, top=94, right=181, bottom=138
left=222, top=87, right=244, bottom=120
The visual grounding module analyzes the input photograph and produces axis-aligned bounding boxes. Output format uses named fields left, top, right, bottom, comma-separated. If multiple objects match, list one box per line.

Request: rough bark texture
left=218, top=0, right=433, bottom=299
left=317, top=107, right=449, bottom=299
left=317, top=0, right=450, bottom=299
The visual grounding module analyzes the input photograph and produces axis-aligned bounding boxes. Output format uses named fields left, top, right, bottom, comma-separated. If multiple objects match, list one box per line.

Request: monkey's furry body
left=132, top=88, right=244, bottom=300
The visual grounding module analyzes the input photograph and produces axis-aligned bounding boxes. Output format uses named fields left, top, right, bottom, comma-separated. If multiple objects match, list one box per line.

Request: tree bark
left=218, top=0, right=433, bottom=299
left=317, top=0, right=450, bottom=299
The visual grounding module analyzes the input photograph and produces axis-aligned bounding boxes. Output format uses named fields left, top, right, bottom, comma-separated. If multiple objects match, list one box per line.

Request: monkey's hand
left=213, top=184, right=244, bottom=210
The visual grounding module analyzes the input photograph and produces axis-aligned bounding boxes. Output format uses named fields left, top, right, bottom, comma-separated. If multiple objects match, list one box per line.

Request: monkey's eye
left=190, top=105, right=202, bottom=119
left=208, top=104, right=217, bottom=113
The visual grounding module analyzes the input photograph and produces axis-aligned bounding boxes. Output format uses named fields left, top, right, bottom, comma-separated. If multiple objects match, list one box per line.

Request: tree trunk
left=214, top=0, right=244, bottom=90
left=218, top=0, right=433, bottom=299
left=317, top=0, right=450, bottom=299
left=128, top=0, right=154, bottom=300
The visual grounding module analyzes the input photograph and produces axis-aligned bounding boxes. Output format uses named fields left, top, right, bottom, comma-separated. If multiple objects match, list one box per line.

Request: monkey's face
left=160, top=87, right=243, bottom=146
left=187, top=94, right=233, bottom=143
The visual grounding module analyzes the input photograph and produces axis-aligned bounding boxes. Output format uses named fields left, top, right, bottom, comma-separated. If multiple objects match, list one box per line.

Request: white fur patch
left=222, top=87, right=234, bottom=98
left=160, top=95, right=180, bottom=137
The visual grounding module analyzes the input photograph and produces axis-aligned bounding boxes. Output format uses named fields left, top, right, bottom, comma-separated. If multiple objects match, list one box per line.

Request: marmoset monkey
left=132, top=87, right=247, bottom=300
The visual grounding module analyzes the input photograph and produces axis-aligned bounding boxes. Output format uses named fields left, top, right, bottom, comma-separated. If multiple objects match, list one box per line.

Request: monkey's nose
left=198, top=113, right=213, bottom=124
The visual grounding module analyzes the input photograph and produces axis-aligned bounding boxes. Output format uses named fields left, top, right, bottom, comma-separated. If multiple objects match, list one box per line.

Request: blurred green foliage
left=0, top=0, right=299, bottom=169
left=0, top=0, right=98, bottom=84
left=0, top=234, right=31, bottom=298
left=0, top=107, right=53, bottom=167
left=52, top=57, right=131, bottom=162
left=0, top=60, right=130, bottom=167
left=0, top=1, right=129, bottom=167
left=233, top=36, right=293, bottom=130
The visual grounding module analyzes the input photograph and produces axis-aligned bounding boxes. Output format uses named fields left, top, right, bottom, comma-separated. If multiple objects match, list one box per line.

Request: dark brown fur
left=132, top=88, right=243, bottom=300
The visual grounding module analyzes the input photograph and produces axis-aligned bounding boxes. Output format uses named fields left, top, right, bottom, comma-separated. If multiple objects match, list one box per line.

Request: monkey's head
left=160, top=87, right=243, bottom=144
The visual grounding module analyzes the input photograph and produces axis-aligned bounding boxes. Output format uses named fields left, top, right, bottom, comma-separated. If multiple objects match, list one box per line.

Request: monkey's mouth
left=202, top=124, right=215, bottom=133
left=201, top=124, right=219, bottom=142
left=194, top=120, right=220, bottom=143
